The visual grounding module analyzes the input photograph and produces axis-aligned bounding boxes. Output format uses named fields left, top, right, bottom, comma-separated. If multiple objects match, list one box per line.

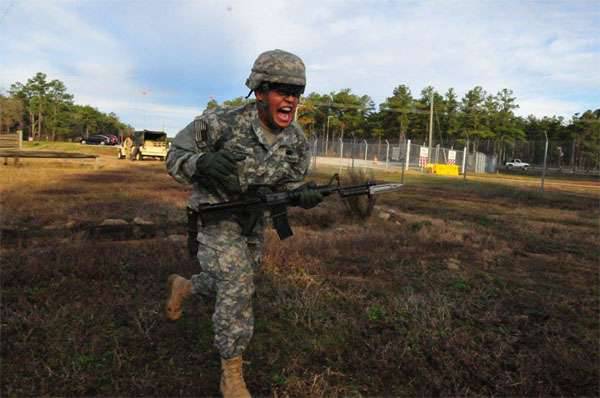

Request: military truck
left=119, top=130, right=168, bottom=161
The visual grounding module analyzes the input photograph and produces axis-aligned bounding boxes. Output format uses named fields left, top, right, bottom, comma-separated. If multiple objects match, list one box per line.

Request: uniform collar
left=251, top=115, right=297, bottom=150
left=252, top=113, right=299, bottom=161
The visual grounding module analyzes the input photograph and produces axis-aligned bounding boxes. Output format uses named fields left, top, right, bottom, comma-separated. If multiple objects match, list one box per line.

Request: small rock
left=167, top=234, right=187, bottom=244
left=378, top=211, right=391, bottom=221
left=100, top=219, right=128, bottom=226
left=133, top=217, right=154, bottom=226
left=72, top=231, right=88, bottom=240
left=446, top=258, right=461, bottom=271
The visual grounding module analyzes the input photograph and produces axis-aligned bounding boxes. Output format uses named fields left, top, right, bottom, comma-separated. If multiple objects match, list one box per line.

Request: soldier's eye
left=271, top=83, right=304, bottom=98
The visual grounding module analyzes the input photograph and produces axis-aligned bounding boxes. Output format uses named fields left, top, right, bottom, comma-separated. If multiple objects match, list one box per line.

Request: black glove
left=195, top=150, right=246, bottom=193
left=296, top=186, right=324, bottom=209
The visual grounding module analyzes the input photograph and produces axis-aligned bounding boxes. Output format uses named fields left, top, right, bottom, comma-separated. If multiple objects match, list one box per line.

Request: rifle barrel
left=368, top=183, right=403, bottom=195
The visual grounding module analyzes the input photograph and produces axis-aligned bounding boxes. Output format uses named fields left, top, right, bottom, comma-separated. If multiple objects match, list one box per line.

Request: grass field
left=1, top=144, right=599, bottom=397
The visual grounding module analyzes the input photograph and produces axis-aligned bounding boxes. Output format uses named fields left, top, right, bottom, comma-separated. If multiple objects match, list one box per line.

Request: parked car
left=505, top=159, right=530, bottom=171
left=80, top=134, right=113, bottom=145
left=105, top=134, right=119, bottom=145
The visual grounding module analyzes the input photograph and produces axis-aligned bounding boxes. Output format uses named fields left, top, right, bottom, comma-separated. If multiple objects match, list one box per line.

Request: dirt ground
left=1, top=150, right=599, bottom=397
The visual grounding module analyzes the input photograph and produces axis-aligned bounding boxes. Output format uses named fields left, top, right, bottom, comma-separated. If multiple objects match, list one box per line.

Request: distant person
left=123, top=135, right=134, bottom=160
left=165, top=49, right=322, bottom=397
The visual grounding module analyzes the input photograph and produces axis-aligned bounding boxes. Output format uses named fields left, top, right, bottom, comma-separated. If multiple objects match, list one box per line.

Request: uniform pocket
left=284, top=149, right=300, bottom=163
left=196, top=222, right=253, bottom=281
left=197, top=221, right=243, bottom=251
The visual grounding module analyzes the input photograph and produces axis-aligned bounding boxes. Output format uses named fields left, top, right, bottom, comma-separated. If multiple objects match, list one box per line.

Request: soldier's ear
left=255, top=90, right=266, bottom=103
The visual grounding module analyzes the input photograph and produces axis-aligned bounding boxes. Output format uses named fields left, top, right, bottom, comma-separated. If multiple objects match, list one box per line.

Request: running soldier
left=165, top=49, right=322, bottom=398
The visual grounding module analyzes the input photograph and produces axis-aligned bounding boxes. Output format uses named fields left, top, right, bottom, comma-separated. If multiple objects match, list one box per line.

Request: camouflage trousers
left=190, top=219, right=264, bottom=359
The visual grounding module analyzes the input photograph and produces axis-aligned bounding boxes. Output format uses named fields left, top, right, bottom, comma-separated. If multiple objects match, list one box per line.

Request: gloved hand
left=195, top=150, right=246, bottom=193
left=296, top=186, right=324, bottom=209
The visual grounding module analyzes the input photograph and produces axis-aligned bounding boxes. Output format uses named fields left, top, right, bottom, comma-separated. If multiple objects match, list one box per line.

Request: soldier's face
left=256, top=86, right=301, bottom=130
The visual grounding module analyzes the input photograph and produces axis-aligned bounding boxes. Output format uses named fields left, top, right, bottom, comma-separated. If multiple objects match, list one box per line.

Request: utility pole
left=428, top=89, right=434, bottom=163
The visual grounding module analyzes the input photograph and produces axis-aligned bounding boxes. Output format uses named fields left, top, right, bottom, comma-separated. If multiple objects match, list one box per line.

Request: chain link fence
left=310, top=137, right=493, bottom=174
left=309, top=136, right=599, bottom=176
left=500, top=140, right=599, bottom=174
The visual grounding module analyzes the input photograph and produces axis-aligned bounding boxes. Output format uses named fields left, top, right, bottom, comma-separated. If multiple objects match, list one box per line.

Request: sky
left=1, top=0, right=599, bottom=136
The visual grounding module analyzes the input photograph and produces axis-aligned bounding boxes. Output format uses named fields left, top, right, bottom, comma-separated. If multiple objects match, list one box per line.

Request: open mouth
left=275, top=106, right=293, bottom=125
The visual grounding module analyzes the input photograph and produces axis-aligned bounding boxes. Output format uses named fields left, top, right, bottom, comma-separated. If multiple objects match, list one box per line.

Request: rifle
left=187, top=174, right=402, bottom=257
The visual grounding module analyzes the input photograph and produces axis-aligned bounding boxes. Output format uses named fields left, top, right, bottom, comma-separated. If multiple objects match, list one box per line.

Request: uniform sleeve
left=166, top=119, right=209, bottom=185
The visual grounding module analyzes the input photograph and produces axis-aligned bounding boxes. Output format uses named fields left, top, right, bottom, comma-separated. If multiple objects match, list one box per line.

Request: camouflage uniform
left=166, top=103, right=310, bottom=359
left=123, top=136, right=133, bottom=159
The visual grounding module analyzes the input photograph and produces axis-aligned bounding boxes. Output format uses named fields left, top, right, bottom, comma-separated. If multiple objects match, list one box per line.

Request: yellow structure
left=425, top=163, right=459, bottom=176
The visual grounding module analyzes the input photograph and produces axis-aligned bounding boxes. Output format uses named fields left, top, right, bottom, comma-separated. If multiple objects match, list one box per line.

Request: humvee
left=119, top=130, right=168, bottom=161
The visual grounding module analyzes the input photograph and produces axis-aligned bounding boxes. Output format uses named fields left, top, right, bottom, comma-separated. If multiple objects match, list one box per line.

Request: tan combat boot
left=165, top=274, right=192, bottom=320
left=220, top=356, right=251, bottom=398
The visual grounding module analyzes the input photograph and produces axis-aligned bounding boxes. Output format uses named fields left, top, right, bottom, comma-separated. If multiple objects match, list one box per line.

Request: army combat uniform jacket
left=166, top=102, right=311, bottom=359
left=166, top=102, right=311, bottom=209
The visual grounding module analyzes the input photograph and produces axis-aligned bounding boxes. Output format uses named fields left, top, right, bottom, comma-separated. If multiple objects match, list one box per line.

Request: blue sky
left=1, top=0, right=598, bottom=135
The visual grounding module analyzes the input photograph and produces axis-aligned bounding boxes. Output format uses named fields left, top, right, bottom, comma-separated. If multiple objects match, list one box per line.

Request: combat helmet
left=245, top=49, right=306, bottom=94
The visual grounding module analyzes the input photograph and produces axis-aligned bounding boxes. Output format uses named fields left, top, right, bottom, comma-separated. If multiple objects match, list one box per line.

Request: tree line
left=1, top=72, right=133, bottom=141
left=1, top=72, right=597, bottom=168
left=209, top=85, right=599, bottom=168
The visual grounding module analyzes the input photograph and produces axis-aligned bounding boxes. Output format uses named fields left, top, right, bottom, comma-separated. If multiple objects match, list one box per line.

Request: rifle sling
left=186, top=207, right=199, bottom=259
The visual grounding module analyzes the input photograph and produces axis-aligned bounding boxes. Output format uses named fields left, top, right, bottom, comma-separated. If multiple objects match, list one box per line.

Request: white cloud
left=77, top=96, right=200, bottom=134
left=517, top=97, right=583, bottom=119
left=0, top=0, right=201, bottom=132
left=1, top=0, right=598, bottom=129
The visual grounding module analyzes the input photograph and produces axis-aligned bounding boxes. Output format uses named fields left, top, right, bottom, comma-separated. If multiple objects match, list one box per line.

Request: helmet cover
left=245, top=49, right=306, bottom=91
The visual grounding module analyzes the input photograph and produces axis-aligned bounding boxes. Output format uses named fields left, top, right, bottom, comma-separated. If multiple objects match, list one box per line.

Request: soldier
left=123, top=135, right=134, bottom=160
left=165, top=49, right=323, bottom=398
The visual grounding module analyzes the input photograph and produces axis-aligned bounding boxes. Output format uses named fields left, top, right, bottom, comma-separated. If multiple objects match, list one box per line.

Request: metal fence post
left=463, top=138, right=469, bottom=181
left=405, top=139, right=411, bottom=171
left=541, top=131, right=548, bottom=192
left=313, top=138, right=318, bottom=170
left=351, top=137, right=356, bottom=169
left=339, top=138, right=343, bottom=160
left=385, top=140, right=390, bottom=168
left=364, top=140, right=368, bottom=161
left=461, top=145, right=467, bottom=175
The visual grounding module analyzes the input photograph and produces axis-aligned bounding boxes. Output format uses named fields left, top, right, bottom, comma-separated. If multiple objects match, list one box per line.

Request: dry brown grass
left=1, top=149, right=599, bottom=396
